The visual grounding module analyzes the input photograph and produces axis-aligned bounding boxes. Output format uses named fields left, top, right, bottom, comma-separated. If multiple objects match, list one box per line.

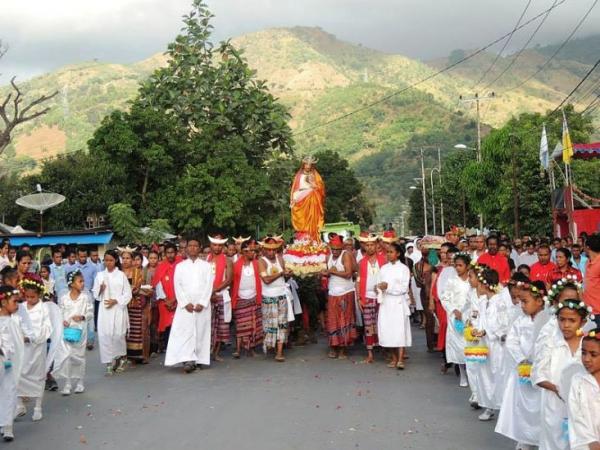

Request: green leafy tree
left=461, top=105, right=594, bottom=237
left=107, top=203, right=141, bottom=243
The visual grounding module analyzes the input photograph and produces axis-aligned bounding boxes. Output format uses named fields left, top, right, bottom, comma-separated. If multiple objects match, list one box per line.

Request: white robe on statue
left=567, top=372, right=600, bottom=450
left=93, top=269, right=132, bottom=364
left=53, top=292, right=94, bottom=380
left=377, top=261, right=411, bottom=348
left=533, top=334, right=583, bottom=450
left=17, top=301, right=52, bottom=398
left=495, top=313, right=546, bottom=446
left=440, top=275, right=470, bottom=364
left=165, top=257, right=214, bottom=367
left=0, top=316, right=24, bottom=428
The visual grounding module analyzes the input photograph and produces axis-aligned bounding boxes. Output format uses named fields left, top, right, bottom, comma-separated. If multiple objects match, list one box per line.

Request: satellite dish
left=16, top=191, right=66, bottom=232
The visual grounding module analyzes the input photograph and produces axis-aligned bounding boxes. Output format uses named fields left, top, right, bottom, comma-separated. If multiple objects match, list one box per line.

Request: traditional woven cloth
left=261, top=295, right=289, bottom=351
left=234, top=296, right=263, bottom=350
left=211, top=296, right=230, bottom=346
left=326, top=291, right=357, bottom=347
left=362, top=296, right=379, bottom=349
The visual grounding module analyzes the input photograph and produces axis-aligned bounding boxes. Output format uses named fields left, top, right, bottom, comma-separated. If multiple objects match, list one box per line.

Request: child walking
left=16, top=273, right=52, bottom=422
left=0, top=287, right=23, bottom=441
left=567, top=328, right=600, bottom=450
left=53, top=270, right=93, bottom=395
left=534, top=299, right=590, bottom=450
left=496, top=280, right=547, bottom=450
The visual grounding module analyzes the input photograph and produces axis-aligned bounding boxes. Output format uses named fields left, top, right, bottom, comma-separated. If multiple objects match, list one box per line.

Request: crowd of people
left=0, top=230, right=599, bottom=449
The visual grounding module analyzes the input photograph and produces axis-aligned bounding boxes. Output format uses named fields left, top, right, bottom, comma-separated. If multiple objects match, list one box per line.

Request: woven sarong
left=261, top=295, right=289, bottom=351
left=234, top=296, right=263, bottom=350
left=326, top=291, right=357, bottom=347
left=211, top=295, right=230, bottom=346
left=362, top=296, right=379, bottom=350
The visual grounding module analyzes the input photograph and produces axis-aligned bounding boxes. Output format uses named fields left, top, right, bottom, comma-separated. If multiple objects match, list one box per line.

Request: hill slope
left=2, top=27, right=599, bottom=221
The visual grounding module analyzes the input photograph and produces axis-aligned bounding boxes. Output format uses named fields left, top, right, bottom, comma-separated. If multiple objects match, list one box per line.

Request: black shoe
left=45, top=378, right=59, bottom=391
left=183, top=362, right=196, bottom=373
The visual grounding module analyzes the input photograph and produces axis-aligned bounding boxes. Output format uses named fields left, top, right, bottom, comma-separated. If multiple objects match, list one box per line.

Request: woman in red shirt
left=548, top=247, right=582, bottom=285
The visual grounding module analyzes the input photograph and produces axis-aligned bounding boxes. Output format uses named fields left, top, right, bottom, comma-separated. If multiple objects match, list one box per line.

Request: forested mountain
left=2, top=27, right=599, bottom=220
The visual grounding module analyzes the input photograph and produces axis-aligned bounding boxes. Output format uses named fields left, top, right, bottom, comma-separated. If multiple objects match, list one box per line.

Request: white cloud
left=1, top=0, right=599, bottom=83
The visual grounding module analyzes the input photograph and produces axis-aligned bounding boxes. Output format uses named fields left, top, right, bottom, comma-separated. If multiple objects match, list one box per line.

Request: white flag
left=539, top=124, right=549, bottom=171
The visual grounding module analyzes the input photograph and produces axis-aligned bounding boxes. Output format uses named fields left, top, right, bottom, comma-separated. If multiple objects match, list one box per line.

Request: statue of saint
left=290, top=155, right=325, bottom=242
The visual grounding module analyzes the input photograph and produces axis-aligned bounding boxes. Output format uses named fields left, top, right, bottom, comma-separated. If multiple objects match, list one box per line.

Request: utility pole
left=437, top=147, right=445, bottom=234
left=459, top=92, right=496, bottom=233
left=420, top=148, right=428, bottom=235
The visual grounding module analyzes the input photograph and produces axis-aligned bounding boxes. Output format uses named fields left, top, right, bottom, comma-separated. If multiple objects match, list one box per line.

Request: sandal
left=387, top=361, right=398, bottom=368
left=232, top=352, right=240, bottom=359
left=275, top=355, right=285, bottom=362
left=396, top=361, right=405, bottom=370
left=337, top=354, right=348, bottom=360
left=328, top=351, right=338, bottom=359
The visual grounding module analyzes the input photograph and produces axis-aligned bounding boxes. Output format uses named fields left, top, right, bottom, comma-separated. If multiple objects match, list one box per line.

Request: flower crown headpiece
left=0, top=289, right=20, bottom=302
left=67, top=269, right=82, bottom=287
left=19, top=273, right=47, bottom=295
left=453, top=252, right=471, bottom=261
left=551, top=298, right=594, bottom=318
left=543, top=276, right=583, bottom=304
left=515, top=281, right=546, bottom=297
left=476, top=272, right=500, bottom=292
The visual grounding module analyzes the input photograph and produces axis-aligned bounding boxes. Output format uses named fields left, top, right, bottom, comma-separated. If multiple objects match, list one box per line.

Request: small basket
left=517, top=361, right=532, bottom=385
left=63, top=327, right=83, bottom=343
left=3, top=360, right=12, bottom=369
left=464, top=346, right=489, bottom=363
left=454, top=318, right=465, bottom=334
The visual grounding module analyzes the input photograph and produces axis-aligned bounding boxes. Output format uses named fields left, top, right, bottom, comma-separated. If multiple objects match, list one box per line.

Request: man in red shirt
left=583, top=234, right=600, bottom=326
left=477, top=236, right=510, bottom=284
left=529, top=244, right=556, bottom=287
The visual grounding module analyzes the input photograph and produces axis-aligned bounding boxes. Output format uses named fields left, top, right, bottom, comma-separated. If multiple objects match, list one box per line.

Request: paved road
left=12, top=329, right=513, bottom=450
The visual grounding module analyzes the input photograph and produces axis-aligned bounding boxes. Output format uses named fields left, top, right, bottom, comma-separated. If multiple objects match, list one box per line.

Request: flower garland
left=551, top=299, right=594, bottom=318
left=543, top=275, right=583, bottom=304
left=0, top=289, right=20, bottom=302
left=67, top=269, right=82, bottom=287
left=19, top=273, right=46, bottom=295
left=584, top=330, right=600, bottom=340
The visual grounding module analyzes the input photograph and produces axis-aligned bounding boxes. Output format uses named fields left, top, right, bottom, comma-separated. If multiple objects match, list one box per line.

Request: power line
left=573, top=75, right=600, bottom=104
left=292, top=0, right=567, bottom=137
left=550, top=56, right=600, bottom=114
left=482, top=0, right=560, bottom=91
left=472, top=0, right=533, bottom=89
left=506, top=0, right=599, bottom=92
left=582, top=94, right=600, bottom=114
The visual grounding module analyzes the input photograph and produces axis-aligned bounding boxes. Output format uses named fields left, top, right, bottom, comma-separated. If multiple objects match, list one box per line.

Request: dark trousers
left=94, top=300, right=100, bottom=331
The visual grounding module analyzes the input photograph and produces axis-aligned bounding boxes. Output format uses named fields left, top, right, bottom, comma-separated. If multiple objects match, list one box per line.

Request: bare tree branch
left=0, top=74, right=58, bottom=155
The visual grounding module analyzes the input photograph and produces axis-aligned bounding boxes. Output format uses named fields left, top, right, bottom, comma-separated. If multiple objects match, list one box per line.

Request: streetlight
left=455, top=143, right=484, bottom=233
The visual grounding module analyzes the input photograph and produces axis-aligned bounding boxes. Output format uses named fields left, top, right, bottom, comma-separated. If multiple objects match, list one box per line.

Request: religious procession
left=1, top=154, right=599, bottom=450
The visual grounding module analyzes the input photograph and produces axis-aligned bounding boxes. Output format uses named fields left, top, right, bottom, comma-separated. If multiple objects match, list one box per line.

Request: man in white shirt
left=164, top=237, right=214, bottom=374
left=518, top=241, right=539, bottom=268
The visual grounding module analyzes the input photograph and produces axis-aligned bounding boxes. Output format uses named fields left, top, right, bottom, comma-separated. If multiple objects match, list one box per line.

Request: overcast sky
left=1, top=0, right=599, bottom=83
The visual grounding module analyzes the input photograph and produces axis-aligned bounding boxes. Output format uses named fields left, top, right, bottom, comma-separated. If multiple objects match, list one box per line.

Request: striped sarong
left=326, top=291, right=358, bottom=347
left=261, top=295, right=289, bottom=351
left=127, top=297, right=149, bottom=360
left=234, top=297, right=263, bottom=351
left=211, top=295, right=230, bottom=346
left=362, top=296, right=379, bottom=350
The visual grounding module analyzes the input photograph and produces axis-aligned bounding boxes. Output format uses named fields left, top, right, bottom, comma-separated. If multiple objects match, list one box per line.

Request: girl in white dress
left=53, top=270, right=94, bottom=395
left=0, top=287, right=22, bottom=442
left=376, top=242, right=412, bottom=370
left=534, top=299, right=590, bottom=450
left=496, top=280, right=548, bottom=449
left=567, top=328, right=600, bottom=450
left=16, top=273, right=52, bottom=422
left=92, top=250, right=132, bottom=375
left=440, top=253, right=471, bottom=387
left=468, top=267, right=500, bottom=421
